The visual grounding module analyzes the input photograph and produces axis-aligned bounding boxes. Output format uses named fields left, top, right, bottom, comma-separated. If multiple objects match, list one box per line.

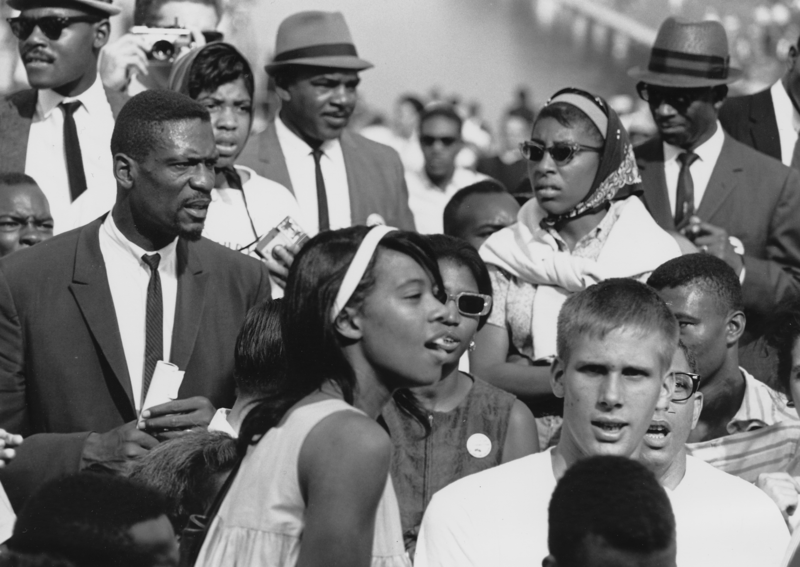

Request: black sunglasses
left=7, top=16, right=100, bottom=41
left=636, top=83, right=712, bottom=109
left=442, top=291, right=492, bottom=317
left=519, top=140, right=603, bottom=166
left=670, top=371, right=701, bottom=402
left=421, top=135, right=459, bottom=148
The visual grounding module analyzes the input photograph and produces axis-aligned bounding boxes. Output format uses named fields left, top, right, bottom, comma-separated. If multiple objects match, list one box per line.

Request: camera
left=130, top=26, right=194, bottom=62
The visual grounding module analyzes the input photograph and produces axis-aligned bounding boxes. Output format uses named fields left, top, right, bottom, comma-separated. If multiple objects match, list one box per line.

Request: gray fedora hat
left=7, top=0, right=121, bottom=15
left=628, top=17, right=741, bottom=88
left=265, top=11, right=372, bottom=73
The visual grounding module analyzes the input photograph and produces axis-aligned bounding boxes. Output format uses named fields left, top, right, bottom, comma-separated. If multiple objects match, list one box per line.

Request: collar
left=662, top=120, right=725, bottom=166
left=772, top=80, right=800, bottom=133
left=207, top=408, right=238, bottom=438
left=101, top=213, right=179, bottom=266
left=275, top=115, right=340, bottom=157
left=727, top=367, right=794, bottom=434
left=544, top=198, right=622, bottom=251
left=36, top=74, right=105, bottom=120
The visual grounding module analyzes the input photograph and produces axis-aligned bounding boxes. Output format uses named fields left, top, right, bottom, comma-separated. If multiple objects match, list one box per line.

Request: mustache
left=21, top=47, right=55, bottom=62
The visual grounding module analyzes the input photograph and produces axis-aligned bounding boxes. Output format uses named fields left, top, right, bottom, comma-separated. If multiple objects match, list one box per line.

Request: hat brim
left=7, top=0, right=121, bottom=15
left=266, top=56, right=373, bottom=73
left=627, top=66, right=742, bottom=88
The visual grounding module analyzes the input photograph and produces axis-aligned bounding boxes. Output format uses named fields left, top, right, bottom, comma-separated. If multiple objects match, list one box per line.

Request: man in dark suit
left=719, top=35, right=800, bottom=167
left=0, top=0, right=127, bottom=235
left=629, top=17, right=800, bottom=342
left=237, top=11, right=415, bottom=234
left=0, top=90, right=271, bottom=509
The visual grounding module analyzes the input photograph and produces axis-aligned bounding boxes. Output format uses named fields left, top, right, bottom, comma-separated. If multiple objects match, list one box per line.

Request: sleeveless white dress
left=195, top=399, right=411, bottom=567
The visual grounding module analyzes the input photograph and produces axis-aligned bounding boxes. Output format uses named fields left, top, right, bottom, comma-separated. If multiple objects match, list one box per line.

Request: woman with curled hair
left=472, top=87, right=689, bottom=447
left=195, top=226, right=451, bottom=567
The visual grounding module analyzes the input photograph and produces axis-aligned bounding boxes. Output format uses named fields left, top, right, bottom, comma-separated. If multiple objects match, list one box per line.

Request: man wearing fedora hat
left=0, top=0, right=125, bottom=236
left=237, top=11, right=416, bottom=241
left=631, top=17, right=800, bottom=345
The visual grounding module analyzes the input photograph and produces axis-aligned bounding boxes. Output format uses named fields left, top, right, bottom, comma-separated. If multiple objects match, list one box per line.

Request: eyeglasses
left=442, top=291, right=492, bottom=317
left=6, top=16, right=100, bottom=41
left=636, top=82, right=712, bottom=110
left=420, top=135, right=459, bottom=147
left=670, top=371, right=700, bottom=402
left=519, top=140, right=603, bottom=166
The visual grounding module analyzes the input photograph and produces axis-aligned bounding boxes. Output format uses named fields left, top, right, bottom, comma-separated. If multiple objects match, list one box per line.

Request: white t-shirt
left=414, top=448, right=556, bottom=567
left=669, top=456, right=789, bottom=567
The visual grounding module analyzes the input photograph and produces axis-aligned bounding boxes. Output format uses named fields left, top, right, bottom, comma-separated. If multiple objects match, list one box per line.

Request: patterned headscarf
left=537, top=88, right=641, bottom=228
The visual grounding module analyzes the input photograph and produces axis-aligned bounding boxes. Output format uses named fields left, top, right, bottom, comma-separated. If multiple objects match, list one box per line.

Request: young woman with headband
left=195, top=226, right=451, bottom=567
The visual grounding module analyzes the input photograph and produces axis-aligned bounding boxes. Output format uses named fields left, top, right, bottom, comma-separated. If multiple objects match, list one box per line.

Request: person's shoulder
left=633, top=135, right=662, bottom=158
left=719, top=90, right=762, bottom=117
left=0, top=222, right=87, bottom=277
left=343, top=129, right=403, bottom=162
left=721, top=133, right=791, bottom=176
left=685, top=455, right=779, bottom=504
left=190, top=237, right=267, bottom=276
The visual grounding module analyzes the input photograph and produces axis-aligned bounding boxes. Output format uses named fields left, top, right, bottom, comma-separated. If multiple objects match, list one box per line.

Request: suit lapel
left=69, top=219, right=135, bottom=410
left=749, top=90, right=782, bottom=161
left=697, top=135, right=739, bottom=221
left=636, top=139, right=676, bottom=230
left=257, top=122, right=294, bottom=193
left=0, top=90, right=37, bottom=173
left=169, top=239, right=209, bottom=371
left=340, top=130, right=367, bottom=224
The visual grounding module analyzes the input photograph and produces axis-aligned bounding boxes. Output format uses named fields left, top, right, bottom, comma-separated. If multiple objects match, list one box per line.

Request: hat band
left=648, top=47, right=729, bottom=80
left=273, top=42, right=358, bottom=63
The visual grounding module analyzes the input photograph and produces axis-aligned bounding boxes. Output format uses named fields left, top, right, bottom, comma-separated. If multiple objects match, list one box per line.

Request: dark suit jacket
left=719, top=88, right=783, bottom=162
left=237, top=121, right=416, bottom=230
left=0, top=86, right=128, bottom=172
left=635, top=134, right=800, bottom=338
left=0, top=218, right=271, bottom=509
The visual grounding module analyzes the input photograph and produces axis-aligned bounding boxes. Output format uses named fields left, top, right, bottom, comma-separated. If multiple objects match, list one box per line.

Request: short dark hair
left=398, top=93, right=424, bottom=115
left=557, top=278, right=678, bottom=369
left=126, top=431, right=238, bottom=532
left=766, top=297, right=800, bottom=397
left=111, top=90, right=210, bottom=163
left=647, top=253, right=744, bottom=313
left=234, top=299, right=285, bottom=399
left=0, top=552, right=77, bottom=567
left=419, top=103, right=463, bottom=133
left=8, top=473, right=170, bottom=567
left=443, top=179, right=510, bottom=236
left=0, top=172, right=38, bottom=187
left=536, top=102, right=603, bottom=146
left=134, top=0, right=220, bottom=26
left=548, top=456, right=675, bottom=567
left=186, top=43, right=254, bottom=100
left=426, top=234, right=492, bottom=329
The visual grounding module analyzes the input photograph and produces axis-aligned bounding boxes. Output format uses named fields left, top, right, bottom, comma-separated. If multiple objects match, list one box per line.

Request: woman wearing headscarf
left=471, top=88, right=691, bottom=447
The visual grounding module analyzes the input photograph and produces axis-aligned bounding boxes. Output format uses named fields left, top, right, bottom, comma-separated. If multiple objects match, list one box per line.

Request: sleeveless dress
left=195, top=398, right=411, bottom=567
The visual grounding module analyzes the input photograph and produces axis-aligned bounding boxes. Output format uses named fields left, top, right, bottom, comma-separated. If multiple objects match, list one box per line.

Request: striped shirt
left=686, top=368, right=800, bottom=481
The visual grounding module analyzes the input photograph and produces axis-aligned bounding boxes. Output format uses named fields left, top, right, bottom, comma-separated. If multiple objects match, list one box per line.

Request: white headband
left=547, top=93, right=608, bottom=138
left=330, top=225, right=398, bottom=322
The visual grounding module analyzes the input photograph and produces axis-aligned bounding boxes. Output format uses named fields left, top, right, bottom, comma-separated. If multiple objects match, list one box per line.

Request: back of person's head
left=126, top=431, right=237, bottom=532
left=419, top=103, right=463, bottom=133
left=766, top=297, right=800, bottom=398
left=8, top=473, right=172, bottom=567
left=546, top=456, right=676, bottom=567
left=647, top=253, right=743, bottom=314
left=426, top=234, right=492, bottom=329
left=443, top=179, right=510, bottom=236
left=183, top=43, right=254, bottom=100
left=134, top=0, right=220, bottom=26
left=234, top=299, right=285, bottom=400
left=0, top=172, right=38, bottom=189
left=557, top=279, right=678, bottom=369
left=111, top=90, right=210, bottom=164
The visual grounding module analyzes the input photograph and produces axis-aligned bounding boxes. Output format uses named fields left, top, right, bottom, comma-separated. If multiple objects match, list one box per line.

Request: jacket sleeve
left=0, top=267, right=28, bottom=437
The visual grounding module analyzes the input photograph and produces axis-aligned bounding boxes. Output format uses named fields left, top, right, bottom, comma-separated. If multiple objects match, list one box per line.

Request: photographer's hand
left=99, top=34, right=149, bottom=92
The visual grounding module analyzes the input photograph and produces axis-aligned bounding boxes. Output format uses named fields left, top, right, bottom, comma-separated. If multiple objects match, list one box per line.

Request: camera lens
left=150, top=39, right=176, bottom=61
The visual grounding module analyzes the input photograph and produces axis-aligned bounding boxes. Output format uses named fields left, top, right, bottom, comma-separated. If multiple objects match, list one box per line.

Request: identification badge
left=467, top=433, right=492, bottom=458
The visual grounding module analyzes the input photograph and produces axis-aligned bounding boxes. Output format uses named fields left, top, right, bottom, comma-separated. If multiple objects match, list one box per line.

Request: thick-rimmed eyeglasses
left=6, top=16, right=100, bottom=41
left=519, top=140, right=602, bottom=166
left=671, top=371, right=700, bottom=402
left=442, top=291, right=492, bottom=317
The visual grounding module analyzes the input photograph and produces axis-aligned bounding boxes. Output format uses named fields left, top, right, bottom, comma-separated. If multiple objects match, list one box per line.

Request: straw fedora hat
left=628, top=17, right=741, bottom=88
left=265, top=11, right=372, bottom=73
left=7, top=0, right=121, bottom=16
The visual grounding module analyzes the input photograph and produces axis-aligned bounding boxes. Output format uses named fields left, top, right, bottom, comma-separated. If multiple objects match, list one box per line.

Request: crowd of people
left=4, top=0, right=800, bottom=565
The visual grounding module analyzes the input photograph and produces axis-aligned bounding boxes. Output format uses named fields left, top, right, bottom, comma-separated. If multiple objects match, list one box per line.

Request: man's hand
left=81, top=420, right=159, bottom=473
left=264, top=242, right=301, bottom=289
left=682, top=217, right=744, bottom=274
left=757, top=472, right=800, bottom=528
left=138, top=396, right=216, bottom=440
left=99, top=34, right=150, bottom=91
left=0, top=429, right=22, bottom=468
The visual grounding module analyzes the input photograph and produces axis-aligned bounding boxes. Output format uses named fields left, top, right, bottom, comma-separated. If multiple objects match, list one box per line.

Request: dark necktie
left=141, top=253, right=163, bottom=407
left=311, top=148, right=330, bottom=232
left=59, top=101, right=87, bottom=202
left=674, top=151, right=699, bottom=229
left=215, top=166, right=243, bottom=190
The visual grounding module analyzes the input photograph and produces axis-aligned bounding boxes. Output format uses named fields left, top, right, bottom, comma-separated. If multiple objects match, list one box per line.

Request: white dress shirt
left=769, top=80, right=800, bottom=166
left=405, top=168, right=488, bottom=234
left=98, top=214, right=178, bottom=410
left=25, top=75, right=117, bottom=235
left=274, top=116, right=351, bottom=236
left=662, top=120, right=725, bottom=214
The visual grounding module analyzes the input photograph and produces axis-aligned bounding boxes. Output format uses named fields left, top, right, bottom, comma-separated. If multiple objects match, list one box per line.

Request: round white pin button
left=467, top=433, right=492, bottom=458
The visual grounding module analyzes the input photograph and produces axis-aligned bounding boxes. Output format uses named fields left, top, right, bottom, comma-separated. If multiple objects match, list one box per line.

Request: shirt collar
left=727, top=367, right=794, bottom=434
left=102, top=213, right=179, bottom=267
left=771, top=80, right=800, bottom=133
left=275, top=115, right=340, bottom=157
left=662, top=120, right=725, bottom=166
left=36, top=74, right=105, bottom=120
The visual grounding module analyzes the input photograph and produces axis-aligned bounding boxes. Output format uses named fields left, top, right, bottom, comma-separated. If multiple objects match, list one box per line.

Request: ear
left=725, top=310, right=746, bottom=346
left=690, top=391, right=704, bottom=430
left=790, top=45, right=799, bottom=66
left=333, top=306, right=364, bottom=341
left=93, top=20, right=110, bottom=50
left=551, top=357, right=566, bottom=399
left=542, top=556, right=558, bottom=567
left=275, top=83, right=291, bottom=103
left=114, top=153, right=136, bottom=190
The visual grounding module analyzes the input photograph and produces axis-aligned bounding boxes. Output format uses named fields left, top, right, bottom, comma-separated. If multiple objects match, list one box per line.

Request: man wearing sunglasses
left=638, top=341, right=788, bottom=567
left=630, top=17, right=800, bottom=351
left=406, top=103, right=489, bottom=234
left=0, top=0, right=125, bottom=236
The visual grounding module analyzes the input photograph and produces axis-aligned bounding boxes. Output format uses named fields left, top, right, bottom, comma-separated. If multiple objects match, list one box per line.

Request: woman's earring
left=469, top=341, right=476, bottom=352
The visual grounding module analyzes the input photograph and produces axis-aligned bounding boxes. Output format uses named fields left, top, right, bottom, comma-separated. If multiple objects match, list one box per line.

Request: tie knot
left=311, top=147, right=324, bottom=162
left=60, top=101, right=82, bottom=116
left=678, top=152, right=699, bottom=167
left=142, top=253, right=161, bottom=271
